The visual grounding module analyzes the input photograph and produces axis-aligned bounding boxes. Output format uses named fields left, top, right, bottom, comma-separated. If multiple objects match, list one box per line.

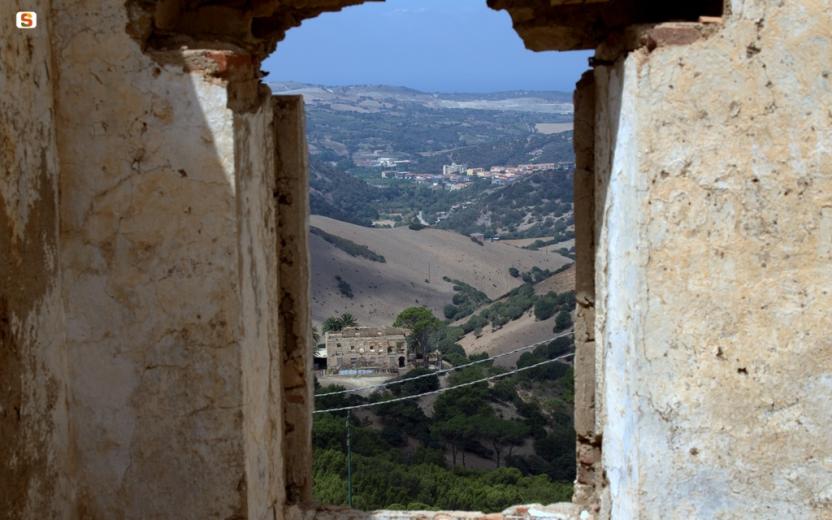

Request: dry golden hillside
left=310, top=216, right=571, bottom=327
left=458, top=264, right=576, bottom=365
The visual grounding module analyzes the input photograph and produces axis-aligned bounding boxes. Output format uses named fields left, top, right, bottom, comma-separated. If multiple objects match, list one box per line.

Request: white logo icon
left=16, top=11, right=37, bottom=29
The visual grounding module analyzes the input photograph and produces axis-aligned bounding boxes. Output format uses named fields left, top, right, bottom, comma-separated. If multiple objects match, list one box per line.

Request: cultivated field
left=535, top=122, right=573, bottom=134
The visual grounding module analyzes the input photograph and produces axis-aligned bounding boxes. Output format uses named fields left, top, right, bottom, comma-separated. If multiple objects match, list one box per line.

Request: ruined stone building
left=2, top=0, right=830, bottom=518
left=325, top=327, right=410, bottom=374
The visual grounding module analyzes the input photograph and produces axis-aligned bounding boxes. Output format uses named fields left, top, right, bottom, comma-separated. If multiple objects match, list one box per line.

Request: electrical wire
left=312, top=351, right=574, bottom=414
left=314, top=331, right=573, bottom=397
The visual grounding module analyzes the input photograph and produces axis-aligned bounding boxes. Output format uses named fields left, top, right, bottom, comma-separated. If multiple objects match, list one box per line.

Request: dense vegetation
left=301, top=86, right=576, bottom=239
left=412, top=132, right=573, bottom=173
left=302, top=85, right=579, bottom=512
left=310, top=159, right=575, bottom=241
left=312, top=333, right=576, bottom=512
left=311, top=226, right=386, bottom=262
left=303, top=97, right=572, bottom=173
left=431, top=172, right=574, bottom=240
left=310, top=160, right=382, bottom=226
left=461, top=283, right=576, bottom=336
left=322, top=312, right=358, bottom=333
left=442, top=277, right=491, bottom=321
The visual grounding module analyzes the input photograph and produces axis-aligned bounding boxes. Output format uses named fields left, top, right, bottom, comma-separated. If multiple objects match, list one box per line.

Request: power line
left=314, top=331, right=573, bottom=397
left=313, top=351, right=575, bottom=415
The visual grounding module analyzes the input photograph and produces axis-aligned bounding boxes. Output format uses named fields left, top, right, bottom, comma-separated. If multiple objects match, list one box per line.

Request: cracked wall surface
left=3, top=0, right=832, bottom=518
left=273, top=96, right=315, bottom=507
left=51, top=0, right=288, bottom=517
left=0, top=0, right=72, bottom=517
left=591, top=1, right=832, bottom=517
left=55, top=6, right=245, bottom=516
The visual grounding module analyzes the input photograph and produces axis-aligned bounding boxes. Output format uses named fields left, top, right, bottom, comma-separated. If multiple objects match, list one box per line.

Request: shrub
left=442, top=279, right=490, bottom=322
left=310, top=226, right=386, bottom=262
left=534, top=292, right=558, bottom=321
left=335, top=276, right=354, bottom=298
left=554, top=309, right=572, bottom=332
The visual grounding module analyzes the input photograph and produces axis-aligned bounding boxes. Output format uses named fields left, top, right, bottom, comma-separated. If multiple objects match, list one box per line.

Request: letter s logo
left=16, top=11, right=37, bottom=29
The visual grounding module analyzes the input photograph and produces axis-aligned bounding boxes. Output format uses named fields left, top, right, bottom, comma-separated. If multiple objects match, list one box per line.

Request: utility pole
left=346, top=410, right=352, bottom=508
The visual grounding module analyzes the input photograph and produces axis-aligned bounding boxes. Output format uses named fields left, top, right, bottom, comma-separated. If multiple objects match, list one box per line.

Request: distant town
left=367, top=159, right=574, bottom=190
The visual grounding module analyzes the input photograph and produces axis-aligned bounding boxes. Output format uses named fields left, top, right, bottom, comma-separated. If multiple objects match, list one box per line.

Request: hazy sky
left=262, top=0, right=590, bottom=93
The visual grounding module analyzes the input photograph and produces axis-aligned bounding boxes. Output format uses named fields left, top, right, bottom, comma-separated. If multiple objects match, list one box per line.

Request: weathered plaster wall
left=236, top=99, right=286, bottom=519
left=5, top=0, right=830, bottom=517
left=273, top=96, right=315, bottom=507
left=51, top=0, right=284, bottom=516
left=571, top=72, right=601, bottom=511
left=0, top=1, right=72, bottom=517
left=593, top=1, right=832, bottom=516
left=593, top=55, right=643, bottom=520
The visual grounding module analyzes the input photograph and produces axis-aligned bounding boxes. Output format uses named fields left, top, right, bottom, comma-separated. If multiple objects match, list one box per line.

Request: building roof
left=325, top=327, right=408, bottom=339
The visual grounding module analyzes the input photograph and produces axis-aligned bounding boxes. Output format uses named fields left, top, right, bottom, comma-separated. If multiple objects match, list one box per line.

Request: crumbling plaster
left=4, top=0, right=832, bottom=518
left=591, top=1, right=832, bottom=517
left=0, top=0, right=71, bottom=517
left=51, top=0, right=288, bottom=517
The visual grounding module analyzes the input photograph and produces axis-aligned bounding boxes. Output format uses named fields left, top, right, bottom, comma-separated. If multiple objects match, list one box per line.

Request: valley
left=298, top=83, right=579, bottom=512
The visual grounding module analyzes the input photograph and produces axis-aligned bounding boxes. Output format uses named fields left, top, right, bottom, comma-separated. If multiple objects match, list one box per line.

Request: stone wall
left=571, top=72, right=601, bottom=511
left=589, top=1, right=832, bottom=517
left=0, top=0, right=72, bottom=517
left=274, top=95, right=315, bottom=506
left=53, top=0, right=255, bottom=513
left=3, top=0, right=831, bottom=518
left=47, top=0, right=302, bottom=517
left=237, top=97, right=286, bottom=518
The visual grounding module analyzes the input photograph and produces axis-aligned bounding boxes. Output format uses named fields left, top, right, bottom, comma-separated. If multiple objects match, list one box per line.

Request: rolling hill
left=458, top=264, right=576, bottom=366
left=310, top=216, right=571, bottom=328
left=269, top=82, right=573, bottom=115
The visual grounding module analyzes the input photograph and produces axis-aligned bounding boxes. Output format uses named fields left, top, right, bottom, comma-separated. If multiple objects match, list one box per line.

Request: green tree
left=394, top=306, right=443, bottom=364
left=554, top=309, right=572, bottom=332
left=475, top=415, right=530, bottom=468
left=322, top=313, right=359, bottom=334
left=322, top=316, right=343, bottom=333
left=433, top=415, right=476, bottom=468
left=387, top=367, right=440, bottom=397
left=533, top=292, right=558, bottom=321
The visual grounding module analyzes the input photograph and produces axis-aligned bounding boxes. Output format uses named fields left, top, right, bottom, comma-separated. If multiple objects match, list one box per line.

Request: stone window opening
left=23, top=1, right=771, bottom=519
left=10, top=0, right=828, bottom=519
left=269, top=1, right=584, bottom=508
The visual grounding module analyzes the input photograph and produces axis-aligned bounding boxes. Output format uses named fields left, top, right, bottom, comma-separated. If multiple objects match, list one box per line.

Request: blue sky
left=262, top=0, right=590, bottom=93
